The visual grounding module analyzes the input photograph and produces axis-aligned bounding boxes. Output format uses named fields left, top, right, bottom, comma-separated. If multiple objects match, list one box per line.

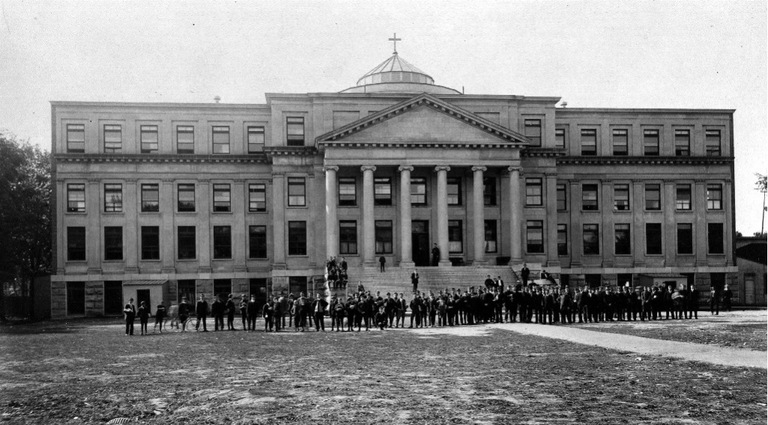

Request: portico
left=318, top=93, right=529, bottom=268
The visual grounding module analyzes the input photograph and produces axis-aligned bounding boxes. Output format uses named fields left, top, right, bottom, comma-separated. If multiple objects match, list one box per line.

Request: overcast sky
left=1, top=0, right=765, bottom=234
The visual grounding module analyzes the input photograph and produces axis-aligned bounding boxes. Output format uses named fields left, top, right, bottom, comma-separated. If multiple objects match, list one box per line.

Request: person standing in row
left=178, top=297, right=191, bottom=332
left=212, top=295, right=225, bottom=331
left=226, top=294, right=236, bottom=330
left=154, top=301, right=167, bottom=333
left=313, top=293, right=327, bottom=331
left=521, top=263, right=530, bottom=287
left=195, top=294, right=208, bottom=332
left=137, top=301, right=150, bottom=335
left=239, top=294, right=249, bottom=330
left=247, top=295, right=258, bottom=331
left=124, top=298, right=136, bottom=336
left=411, top=270, right=419, bottom=294
left=262, top=298, right=275, bottom=332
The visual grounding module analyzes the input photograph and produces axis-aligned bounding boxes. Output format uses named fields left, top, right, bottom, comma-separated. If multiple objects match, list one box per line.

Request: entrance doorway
left=104, top=281, right=123, bottom=315
left=412, top=220, right=430, bottom=267
left=136, top=289, right=151, bottom=314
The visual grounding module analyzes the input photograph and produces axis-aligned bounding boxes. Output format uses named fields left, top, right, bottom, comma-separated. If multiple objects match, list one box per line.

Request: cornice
left=263, top=146, right=319, bottom=157
left=522, top=148, right=567, bottom=158
left=54, top=153, right=270, bottom=164
left=318, top=141, right=519, bottom=149
left=556, top=156, right=734, bottom=166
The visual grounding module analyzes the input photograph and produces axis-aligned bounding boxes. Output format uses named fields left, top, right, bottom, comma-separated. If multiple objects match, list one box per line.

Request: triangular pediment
left=316, top=93, right=529, bottom=147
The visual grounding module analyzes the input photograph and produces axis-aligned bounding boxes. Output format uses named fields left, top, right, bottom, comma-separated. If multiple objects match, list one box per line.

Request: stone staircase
left=330, top=265, right=539, bottom=297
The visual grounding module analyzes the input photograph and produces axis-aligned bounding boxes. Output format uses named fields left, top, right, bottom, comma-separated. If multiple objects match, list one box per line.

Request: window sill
left=65, top=212, right=87, bottom=215
left=65, top=260, right=87, bottom=263
left=212, top=211, right=233, bottom=214
left=139, top=211, right=161, bottom=215
left=287, top=255, right=309, bottom=258
left=176, top=211, right=197, bottom=214
left=102, top=212, right=124, bottom=215
left=176, top=258, right=198, bottom=262
left=103, top=259, right=125, bottom=263
left=247, top=210, right=268, bottom=214
left=613, top=209, right=632, bottom=213
left=675, top=210, right=694, bottom=213
left=139, top=259, right=161, bottom=262
left=247, top=257, right=269, bottom=260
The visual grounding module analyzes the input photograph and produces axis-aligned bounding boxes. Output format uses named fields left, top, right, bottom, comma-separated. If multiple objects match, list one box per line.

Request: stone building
left=50, top=48, right=737, bottom=317
left=735, top=236, right=766, bottom=306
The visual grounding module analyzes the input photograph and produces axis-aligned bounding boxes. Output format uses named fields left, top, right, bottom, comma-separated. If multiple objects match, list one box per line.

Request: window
left=645, top=184, right=661, bottom=210
left=247, top=126, right=265, bottom=153
left=66, top=282, right=85, bottom=315
left=339, top=221, right=358, bottom=255
left=141, top=226, right=160, bottom=260
left=612, top=129, right=628, bottom=156
left=67, top=227, right=86, bottom=261
left=374, top=178, right=392, bottom=206
left=556, top=184, right=567, bottom=211
left=677, top=223, right=693, bottom=254
left=213, top=184, right=231, bottom=212
left=643, top=129, right=660, bottom=156
left=286, top=117, right=305, bottom=146
left=104, top=184, right=123, bottom=212
left=484, top=220, right=497, bottom=253
left=177, top=184, right=195, bottom=212
left=581, top=129, right=597, bottom=156
left=705, top=129, right=721, bottom=156
left=524, top=119, right=541, bottom=146
left=177, top=280, right=196, bottom=304
left=104, top=226, right=123, bottom=260
left=646, top=223, right=662, bottom=255
left=212, top=126, right=230, bottom=154
left=555, top=127, right=566, bottom=149
left=140, top=125, right=158, bottom=153
left=676, top=184, right=692, bottom=210
left=67, top=183, right=86, bottom=212
left=615, top=224, right=631, bottom=255
left=449, top=220, right=463, bottom=253
left=338, top=177, right=356, bottom=206
left=614, top=184, right=630, bottom=211
left=707, top=184, right=722, bottom=210
left=248, top=184, right=266, bottom=212
left=214, top=279, right=231, bottom=299
left=213, top=226, right=232, bottom=259
left=526, top=220, right=544, bottom=253
left=557, top=224, right=568, bottom=256
left=708, top=223, right=724, bottom=254
left=375, top=221, right=393, bottom=254
left=288, top=221, right=307, bottom=255
left=66, top=124, right=85, bottom=152
left=248, top=226, right=267, bottom=259
left=525, top=178, right=542, bottom=206
left=447, top=178, right=461, bottom=205
left=288, top=177, right=306, bottom=206
left=411, top=177, right=426, bottom=205
left=177, top=125, right=194, bottom=153
left=177, top=226, right=196, bottom=259
left=582, top=184, right=599, bottom=211
left=141, top=184, right=159, bottom=212
left=483, top=177, right=496, bottom=206
left=103, top=124, right=122, bottom=153
left=675, top=129, right=690, bottom=156
left=583, top=224, right=599, bottom=255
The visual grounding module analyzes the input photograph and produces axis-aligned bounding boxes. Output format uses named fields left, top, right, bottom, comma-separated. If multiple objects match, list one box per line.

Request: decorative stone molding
left=471, top=166, right=487, bottom=173
left=398, top=165, right=414, bottom=173
left=434, top=165, right=451, bottom=173
left=361, top=165, right=377, bottom=172
left=324, top=165, right=339, bottom=173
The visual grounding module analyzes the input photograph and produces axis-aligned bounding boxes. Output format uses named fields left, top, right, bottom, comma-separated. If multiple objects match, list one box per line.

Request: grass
left=0, top=318, right=765, bottom=424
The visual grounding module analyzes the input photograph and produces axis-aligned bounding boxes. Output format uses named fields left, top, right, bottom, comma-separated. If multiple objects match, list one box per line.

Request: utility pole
left=756, top=173, right=767, bottom=235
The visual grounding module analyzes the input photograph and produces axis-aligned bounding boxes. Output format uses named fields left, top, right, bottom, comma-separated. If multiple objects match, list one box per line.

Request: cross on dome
left=388, top=33, right=401, bottom=54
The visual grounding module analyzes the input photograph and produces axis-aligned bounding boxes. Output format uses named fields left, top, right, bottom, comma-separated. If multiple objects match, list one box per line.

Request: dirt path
left=413, top=315, right=767, bottom=369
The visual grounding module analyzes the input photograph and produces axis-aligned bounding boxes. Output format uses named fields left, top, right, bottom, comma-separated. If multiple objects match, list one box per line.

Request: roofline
left=556, top=107, right=736, bottom=114
left=50, top=100, right=269, bottom=109
left=340, top=82, right=460, bottom=94
left=266, top=92, right=561, bottom=103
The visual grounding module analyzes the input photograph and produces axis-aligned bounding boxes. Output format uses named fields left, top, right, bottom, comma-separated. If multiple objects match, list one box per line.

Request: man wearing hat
left=195, top=294, right=209, bottom=332
left=123, top=298, right=136, bottom=335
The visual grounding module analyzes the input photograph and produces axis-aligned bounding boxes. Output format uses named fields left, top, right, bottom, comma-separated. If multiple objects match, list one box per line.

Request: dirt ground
left=576, top=310, right=768, bottom=352
left=0, top=317, right=765, bottom=424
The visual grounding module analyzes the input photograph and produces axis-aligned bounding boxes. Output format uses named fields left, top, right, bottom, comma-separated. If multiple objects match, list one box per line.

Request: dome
left=341, top=52, right=460, bottom=95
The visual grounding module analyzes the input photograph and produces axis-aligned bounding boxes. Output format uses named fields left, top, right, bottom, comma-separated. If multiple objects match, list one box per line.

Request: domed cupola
left=341, top=34, right=461, bottom=95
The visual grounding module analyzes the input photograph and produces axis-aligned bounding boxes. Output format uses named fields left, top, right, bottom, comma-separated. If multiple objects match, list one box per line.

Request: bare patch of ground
left=0, top=318, right=765, bottom=424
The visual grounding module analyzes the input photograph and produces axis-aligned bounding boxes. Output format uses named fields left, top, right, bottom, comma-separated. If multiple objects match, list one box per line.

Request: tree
left=0, top=131, right=52, bottom=320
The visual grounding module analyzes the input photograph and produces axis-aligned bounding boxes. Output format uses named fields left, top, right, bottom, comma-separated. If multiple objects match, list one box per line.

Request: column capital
left=507, top=166, right=521, bottom=174
left=324, top=165, right=339, bottom=173
left=361, top=165, right=377, bottom=173
left=398, top=165, right=414, bottom=173
left=434, top=165, right=451, bottom=173
left=471, top=166, right=487, bottom=173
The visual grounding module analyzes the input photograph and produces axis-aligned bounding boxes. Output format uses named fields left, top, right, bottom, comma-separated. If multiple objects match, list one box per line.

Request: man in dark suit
left=195, top=294, right=209, bottom=332
left=247, top=295, right=258, bottom=331
left=431, top=243, right=440, bottom=266
left=212, top=295, right=225, bottom=331
left=521, top=264, right=530, bottom=287
left=124, top=298, right=136, bottom=336
left=688, top=284, right=699, bottom=319
left=312, top=293, right=328, bottom=331
left=411, top=270, right=419, bottom=294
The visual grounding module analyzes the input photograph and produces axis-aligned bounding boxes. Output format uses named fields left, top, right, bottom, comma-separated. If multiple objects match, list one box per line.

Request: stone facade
left=50, top=52, right=737, bottom=317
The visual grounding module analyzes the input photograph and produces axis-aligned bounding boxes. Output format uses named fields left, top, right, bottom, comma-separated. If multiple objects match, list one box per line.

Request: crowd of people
left=122, top=278, right=734, bottom=335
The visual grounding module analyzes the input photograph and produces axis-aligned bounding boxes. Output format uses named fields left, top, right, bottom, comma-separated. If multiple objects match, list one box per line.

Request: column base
left=438, top=260, right=452, bottom=267
left=472, top=260, right=489, bottom=266
left=510, top=257, right=523, bottom=265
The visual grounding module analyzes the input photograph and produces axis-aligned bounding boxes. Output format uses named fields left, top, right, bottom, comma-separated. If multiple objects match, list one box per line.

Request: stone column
left=324, top=166, right=339, bottom=261
left=399, top=165, right=414, bottom=267
left=271, top=173, right=286, bottom=269
left=232, top=179, right=247, bottom=272
left=435, top=165, right=451, bottom=267
left=197, top=179, right=211, bottom=273
left=361, top=165, right=377, bottom=266
left=545, top=172, right=560, bottom=267
left=160, top=179, right=175, bottom=274
left=472, top=166, right=487, bottom=265
left=508, top=166, right=523, bottom=264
